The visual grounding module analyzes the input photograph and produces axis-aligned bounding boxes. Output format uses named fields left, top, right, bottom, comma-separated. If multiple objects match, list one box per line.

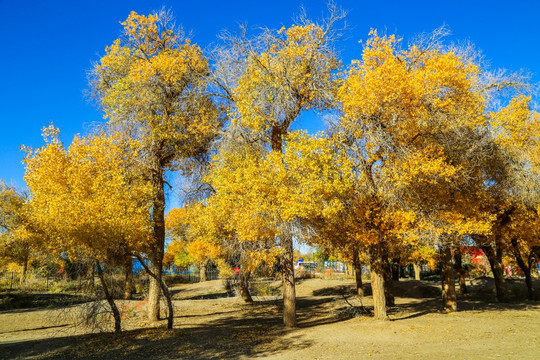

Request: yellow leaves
left=340, top=29, right=484, bottom=145
left=244, top=247, right=283, bottom=273
left=490, top=95, right=539, bottom=153
left=206, top=131, right=354, bottom=244
left=186, top=238, right=223, bottom=263
left=232, top=23, right=339, bottom=133
left=386, top=144, right=461, bottom=187
left=24, top=129, right=153, bottom=258
left=92, top=11, right=220, bottom=166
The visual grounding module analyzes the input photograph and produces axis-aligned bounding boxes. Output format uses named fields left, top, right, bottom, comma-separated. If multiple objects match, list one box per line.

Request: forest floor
left=0, top=276, right=539, bottom=359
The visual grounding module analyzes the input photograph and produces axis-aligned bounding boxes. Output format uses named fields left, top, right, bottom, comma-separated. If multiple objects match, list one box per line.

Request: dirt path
left=1, top=278, right=539, bottom=359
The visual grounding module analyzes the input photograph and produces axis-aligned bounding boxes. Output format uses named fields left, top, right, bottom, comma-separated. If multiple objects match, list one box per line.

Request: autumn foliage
left=3, top=7, right=536, bottom=335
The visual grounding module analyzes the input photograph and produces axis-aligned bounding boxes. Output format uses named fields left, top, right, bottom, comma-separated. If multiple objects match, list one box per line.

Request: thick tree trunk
left=281, top=223, right=296, bottom=328
left=391, top=258, right=400, bottom=281
left=95, top=260, right=121, bottom=333
left=124, top=258, right=133, bottom=300
left=382, top=246, right=394, bottom=307
left=399, top=264, right=405, bottom=279
left=369, top=242, right=388, bottom=320
left=413, top=263, right=421, bottom=280
left=481, top=244, right=509, bottom=302
left=511, top=238, right=535, bottom=300
left=352, top=248, right=364, bottom=297
left=238, top=270, right=253, bottom=304
left=440, top=244, right=457, bottom=312
left=199, top=260, right=208, bottom=282
left=453, top=247, right=467, bottom=295
left=148, top=170, right=166, bottom=321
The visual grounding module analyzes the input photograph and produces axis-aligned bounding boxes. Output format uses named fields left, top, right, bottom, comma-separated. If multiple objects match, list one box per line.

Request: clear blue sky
left=1, top=0, right=539, bottom=191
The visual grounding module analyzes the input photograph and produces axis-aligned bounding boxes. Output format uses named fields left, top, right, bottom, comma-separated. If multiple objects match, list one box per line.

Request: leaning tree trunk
left=453, top=246, right=467, bottom=295
left=382, top=246, right=394, bottom=307
left=440, top=244, right=457, bottom=312
left=481, top=244, right=509, bottom=302
left=510, top=238, right=535, bottom=300
left=369, top=242, right=388, bottom=320
left=281, top=222, right=297, bottom=328
left=238, top=269, right=253, bottom=304
left=391, top=258, right=400, bottom=281
left=352, top=247, right=364, bottom=297
left=199, top=260, right=208, bottom=282
left=136, top=255, right=174, bottom=330
left=412, top=263, right=421, bottom=280
left=148, top=171, right=166, bottom=321
left=124, top=257, right=133, bottom=300
left=95, top=260, right=121, bottom=333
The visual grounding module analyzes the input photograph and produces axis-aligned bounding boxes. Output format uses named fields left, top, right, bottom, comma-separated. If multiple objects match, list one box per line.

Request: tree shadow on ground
left=0, top=305, right=313, bottom=360
left=0, top=293, right=90, bottom=313
left=313, top=279, right=540, bottom=322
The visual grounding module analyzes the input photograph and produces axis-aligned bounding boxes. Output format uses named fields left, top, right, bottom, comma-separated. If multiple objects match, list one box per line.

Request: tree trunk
left=238, top=270, right=253, bottom=304
left=136, top=255, right=174, bottom=329
left=124, top=258, right=133, bottom=300
left=281, top=222, right=296, bottom=328
left=95, top=260, right=121, bottom=333
left=352, top=248, right=364, bottom=297
left=510, top=238, right=535, bottom=300
left=382, top=245, right=394, bottom=307
left=413, top=263, right=421, bottom=280
left=369, top=242, right=388, bottom=320
left=391, top=258, right=400, bottom=281
left=199, top=260, right=208, bottom=282
left=440, top=244, right=457, bottom=312
left=453, top=246, right=467, bottom=295
left=481, top=244, right=509, bottom=302
left=87, top=262, right=95, bottom=289
left=148, top=170, right=166, bottom=321
left=20, top=257, right=28, bottom=285
left=399, top=264, right=405, bottom=279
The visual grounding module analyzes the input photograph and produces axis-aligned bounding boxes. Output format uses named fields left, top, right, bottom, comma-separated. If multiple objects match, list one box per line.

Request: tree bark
left=481, top=244, right=509, bottom=302
left=391, top=258, right=400, bottom=281
left=440, top=244, right=457, bottom=312
left=199, top=260, right=208, bottom=282
left=95, top=260, right=121, bottom=333
left=136, top=255, right=174, bottom=329
left=20, top=256, right=28, bottom=285
left=281, top=222, right=296, bottom=327
left=124, top=258, right=133, bottom=300
left=413, top=263, right=421, bottom=280
left=238, top=270, right=253, bottom=304
left=369, top=242, right=388, bottom=320
left=453, top=246, right=467, bottom=295
left=382, top=245, right=394, bottom=307
left=510, top=238, right=535, bottom=300
left=148, top=169, right=166, bottom=321
left=352, top=248, right=364, bottom=297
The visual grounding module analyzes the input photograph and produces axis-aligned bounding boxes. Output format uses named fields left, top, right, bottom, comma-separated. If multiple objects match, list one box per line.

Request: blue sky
left=1, top=0, right=539, bottom=192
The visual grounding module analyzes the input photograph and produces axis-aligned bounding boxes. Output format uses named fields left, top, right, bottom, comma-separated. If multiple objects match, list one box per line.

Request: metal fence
left=0, top=271, right=62, bottom=291
left=169, top=268, right=219, bottom=283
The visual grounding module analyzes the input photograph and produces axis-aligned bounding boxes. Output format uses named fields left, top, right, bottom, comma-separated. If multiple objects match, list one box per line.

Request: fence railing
left=0, top=271, right=64, bottom=291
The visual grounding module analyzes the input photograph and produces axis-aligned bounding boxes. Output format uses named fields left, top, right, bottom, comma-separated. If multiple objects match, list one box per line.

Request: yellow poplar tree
left=89, top=10, right=222, bottom=321
left=213, top=6, right=346, bottom=326
left=24, top=126, right=153, bottom=333
left=338, top=29, right=489, bottom=317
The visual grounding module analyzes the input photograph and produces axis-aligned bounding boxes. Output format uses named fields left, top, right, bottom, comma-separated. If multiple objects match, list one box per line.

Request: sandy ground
left=0, top=277, right=539, bottom=359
